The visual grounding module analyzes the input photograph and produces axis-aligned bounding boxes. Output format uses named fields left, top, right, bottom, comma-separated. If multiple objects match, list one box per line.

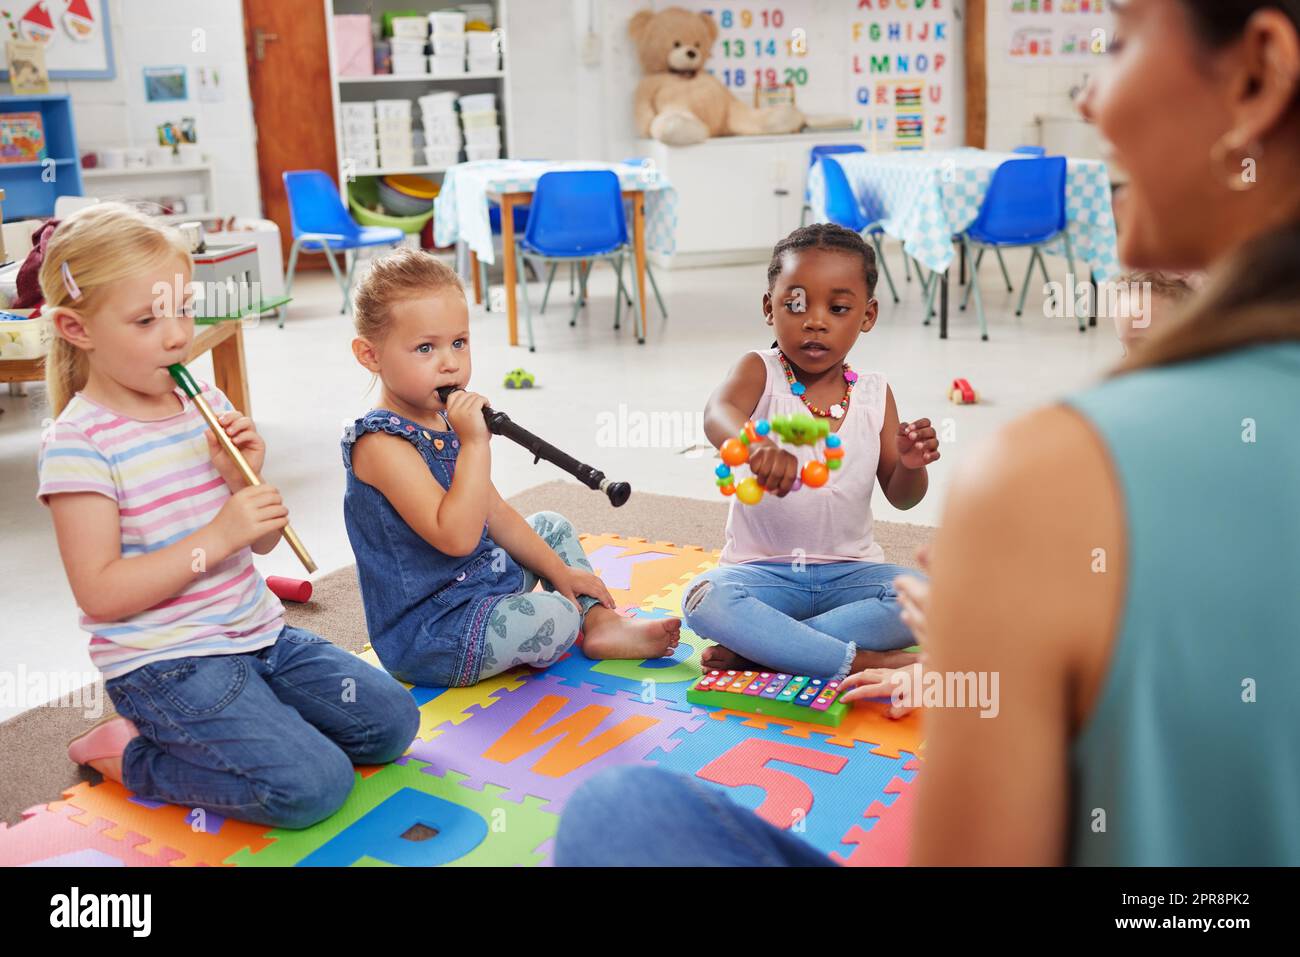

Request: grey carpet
left=0, top=480, right=934, bottom=824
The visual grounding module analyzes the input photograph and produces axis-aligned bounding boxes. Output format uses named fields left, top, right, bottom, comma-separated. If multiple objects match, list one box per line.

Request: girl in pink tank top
left=683, top=224, right=940, bottom=681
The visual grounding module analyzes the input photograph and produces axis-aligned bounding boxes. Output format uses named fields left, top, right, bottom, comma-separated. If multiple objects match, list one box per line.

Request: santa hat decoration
left=18, top=2, right=55, bottom=44
left=63, top=0, right=96, bottom=41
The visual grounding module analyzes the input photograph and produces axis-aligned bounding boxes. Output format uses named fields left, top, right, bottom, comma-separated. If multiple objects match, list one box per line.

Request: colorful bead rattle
left=714, top=413, right=845, bottom=505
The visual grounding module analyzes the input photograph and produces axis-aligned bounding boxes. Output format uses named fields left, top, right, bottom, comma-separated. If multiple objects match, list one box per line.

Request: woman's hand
left=896, top=418, right=941, bottom=470
left=206, top=411, right=265, bottom=489
left=896, top=545, right=933, bottom=645
left=551, top=567, right=615, bottom=613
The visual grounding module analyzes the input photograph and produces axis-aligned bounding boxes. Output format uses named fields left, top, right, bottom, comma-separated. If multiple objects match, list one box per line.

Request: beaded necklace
left=777, top=351, right=858, bottom=420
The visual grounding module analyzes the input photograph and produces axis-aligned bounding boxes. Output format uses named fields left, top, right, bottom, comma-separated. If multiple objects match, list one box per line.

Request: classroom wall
left=40, top=0, right=262, bottom=219
left=508, top=0, right=966, bottom=162
left=983, top=1, right=1102, bottom=155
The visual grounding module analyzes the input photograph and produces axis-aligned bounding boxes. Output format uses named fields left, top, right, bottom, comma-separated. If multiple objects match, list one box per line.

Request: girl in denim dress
left=342, top=249, right=681, bottom=687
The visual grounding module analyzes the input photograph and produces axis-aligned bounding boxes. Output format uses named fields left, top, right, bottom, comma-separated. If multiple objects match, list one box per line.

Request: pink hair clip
left=61, top=261, right=83, bottom=301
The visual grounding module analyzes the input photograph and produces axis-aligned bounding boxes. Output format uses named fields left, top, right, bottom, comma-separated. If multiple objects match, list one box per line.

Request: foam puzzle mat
left=0, top=535, right=923, bottom=867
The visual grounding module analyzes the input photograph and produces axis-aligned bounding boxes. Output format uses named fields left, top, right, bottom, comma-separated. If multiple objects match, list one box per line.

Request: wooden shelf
left=83, top=164, right=212, bottom=178
left=337, top=70, right=505, bottom=84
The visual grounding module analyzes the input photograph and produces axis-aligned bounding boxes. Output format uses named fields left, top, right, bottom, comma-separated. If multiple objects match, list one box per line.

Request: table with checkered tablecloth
left=434, top=159, right=678, bottom=347
left=807, top=148, right=1120, bottom=333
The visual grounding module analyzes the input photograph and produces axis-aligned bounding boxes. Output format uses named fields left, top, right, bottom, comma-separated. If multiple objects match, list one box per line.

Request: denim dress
left=342, top=409, right=526, bottom=687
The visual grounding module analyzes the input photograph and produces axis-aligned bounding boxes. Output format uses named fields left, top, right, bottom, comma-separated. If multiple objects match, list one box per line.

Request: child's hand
left=212, top=484, right=288, bottom=555
left=550, top=567, right=615, bottom=613
left=748, top=444, right=801, bottom=496
left=445, top=390, right=492, bottom=445
left=206, top=411, right=265, bottom=488
left=839, top=666, right=920, bottom=718
left=896, top=418, right=940, bottom=470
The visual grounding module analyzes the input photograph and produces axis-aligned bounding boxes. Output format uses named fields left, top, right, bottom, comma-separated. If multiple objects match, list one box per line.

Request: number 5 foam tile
left=0, top=803, right=184, bottom=867
left=832, top=759, right=922, bottom=867
left=227, top=760, right=557, bottom=867
left=578, top=533, right=718, bottom=607
left=403, top=672, right=705, bottom=813
left=547, top=614, right=706, bottom=714
left=709, top=699, right=925, bottom=759
left=49, top=779, right=275, bottom=867
left=644, top=712, right=916, bottom=859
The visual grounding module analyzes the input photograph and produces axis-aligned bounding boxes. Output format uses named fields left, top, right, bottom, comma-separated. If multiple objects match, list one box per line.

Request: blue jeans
left=105, top=625, right=420, bottom=830
left=682, top=560, right=921, bottom=679
left=555, top=766, right=835, bottom=866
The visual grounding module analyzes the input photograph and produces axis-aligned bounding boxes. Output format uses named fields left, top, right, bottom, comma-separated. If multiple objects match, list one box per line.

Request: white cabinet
left=637, top=130, right=867, bottom=269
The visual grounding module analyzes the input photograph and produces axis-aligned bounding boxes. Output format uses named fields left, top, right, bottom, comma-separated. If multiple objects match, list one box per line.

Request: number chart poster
left=1007, top=0, right=1114, bottom=63
left=652, top=1, right=960, bottom=152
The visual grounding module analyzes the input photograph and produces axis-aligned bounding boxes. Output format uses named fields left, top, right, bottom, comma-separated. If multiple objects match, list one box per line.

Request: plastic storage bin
left=458, top=92, right=496, bottom=112
left=431, top=55, right=466, bottom=76
left=465, top=144, right=500, bottom=161
left=430, top=11, right=467, bottom=33
left=464, top=125, right=500, bottom=147
left=390, top=16, right=429, bottom=39
left=459, top=109, right=497, bottom=128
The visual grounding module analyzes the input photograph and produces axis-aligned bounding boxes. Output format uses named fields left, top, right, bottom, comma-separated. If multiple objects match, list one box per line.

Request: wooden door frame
left=964, top=0, right=987, bottom=148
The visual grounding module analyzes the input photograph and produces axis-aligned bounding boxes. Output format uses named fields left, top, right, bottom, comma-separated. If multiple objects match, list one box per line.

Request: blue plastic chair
left=819, top=155, right=901, bottom=304
left=281, top=170, right=404, bottom=325
left=801, top=144, right=866, bottom=226
left=953, top=156, right=1076, bottom=340
left=515, top=170, right=642, bottom=351
left=1012, top=145, right=1047, bottom=157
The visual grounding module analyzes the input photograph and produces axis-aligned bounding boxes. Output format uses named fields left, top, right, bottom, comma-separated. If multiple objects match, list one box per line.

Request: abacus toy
left=713, top=414, right=845, bottom=505
left=686, top=670, right=850, bottom=727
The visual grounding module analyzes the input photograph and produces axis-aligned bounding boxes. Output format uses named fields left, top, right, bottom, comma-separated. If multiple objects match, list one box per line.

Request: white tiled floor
left=0, top=244, right=1123, bottom=719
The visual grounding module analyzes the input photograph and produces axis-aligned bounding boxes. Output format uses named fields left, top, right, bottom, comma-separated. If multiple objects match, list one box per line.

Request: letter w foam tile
left=0, top=803, right=184, bottom=867
left=832, top=759, right=922, bottom=867
left=226, top=760, right=557, bottom=867
left=709, top=699, right=924, bottom=759
left=645, top=712, right=915, bottom=859
left=546, top=613, right=706, bottom=714
left=48, top=780, right=275, bottom=867
left=403, top=673, right=704, bottom=813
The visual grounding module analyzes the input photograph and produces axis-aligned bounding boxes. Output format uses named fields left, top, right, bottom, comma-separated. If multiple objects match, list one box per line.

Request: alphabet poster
left=1006, top=0, right=1114, bottom=62
left=649, top=0, right=960, bottom=150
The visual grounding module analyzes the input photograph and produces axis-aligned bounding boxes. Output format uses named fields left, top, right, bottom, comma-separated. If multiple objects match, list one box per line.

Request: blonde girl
left=38, top=203, right=417, bottom=829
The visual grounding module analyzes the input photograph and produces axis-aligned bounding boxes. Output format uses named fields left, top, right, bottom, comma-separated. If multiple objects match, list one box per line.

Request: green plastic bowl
left=348, top=176, right=434, bottom=234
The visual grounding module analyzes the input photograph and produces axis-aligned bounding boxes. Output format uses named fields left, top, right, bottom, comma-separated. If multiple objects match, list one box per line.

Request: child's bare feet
left=851, top=648, right=921, bottom=672
left=582, top=606, right=681, bottom=660
left=700, top=644, right=761, bottom=672
left=67, top=715, right=137, bottom=784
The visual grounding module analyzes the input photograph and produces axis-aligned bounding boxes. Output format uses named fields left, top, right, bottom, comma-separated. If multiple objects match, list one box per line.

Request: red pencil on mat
left=266, top=576, right=313, bottom=603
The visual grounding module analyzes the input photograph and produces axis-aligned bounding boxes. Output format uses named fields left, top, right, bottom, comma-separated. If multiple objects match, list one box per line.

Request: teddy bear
left=629, top=7, right=805, bottom=146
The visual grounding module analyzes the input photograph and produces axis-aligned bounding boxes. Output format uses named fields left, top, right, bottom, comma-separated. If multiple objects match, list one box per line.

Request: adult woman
left=554, top=0, right=1300, bottom=866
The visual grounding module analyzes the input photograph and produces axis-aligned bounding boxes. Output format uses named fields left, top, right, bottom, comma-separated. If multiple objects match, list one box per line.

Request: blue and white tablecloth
left=434, top=160, right=679, bottom=265
left=807, top=148, right=1120, bottom=282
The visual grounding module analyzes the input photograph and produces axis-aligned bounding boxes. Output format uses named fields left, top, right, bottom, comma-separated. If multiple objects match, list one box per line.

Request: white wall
left=42, top=0, right=262, bottom=218
left=984, top=2, right=1100, bottom=155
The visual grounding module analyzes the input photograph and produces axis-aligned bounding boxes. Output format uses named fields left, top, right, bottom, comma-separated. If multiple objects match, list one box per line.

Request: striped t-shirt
left=37, top=380, right=284, bottom=679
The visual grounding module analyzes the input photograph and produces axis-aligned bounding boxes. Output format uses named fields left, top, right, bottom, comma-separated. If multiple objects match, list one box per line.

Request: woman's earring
left=1209, top=130, right=1262, bottom=192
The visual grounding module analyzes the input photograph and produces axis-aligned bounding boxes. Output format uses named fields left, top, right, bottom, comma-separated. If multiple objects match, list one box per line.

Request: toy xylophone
left=686, top=669, right=849, bottom=727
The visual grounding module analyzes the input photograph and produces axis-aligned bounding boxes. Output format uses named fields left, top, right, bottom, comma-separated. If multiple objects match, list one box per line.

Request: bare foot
left=86, top=756, right=125, bottom=783
left=700, top=644, right=762, bottom=672
left=851, top=648, right=922, bottom=672
left=582, top=606, right=681, bottom=660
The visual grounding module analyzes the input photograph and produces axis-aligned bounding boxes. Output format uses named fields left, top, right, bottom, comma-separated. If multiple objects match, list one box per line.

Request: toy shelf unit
left=325, top=0, right=512, bottom=187
left=80, top=163, right=216, bottom=220
left=0, top=94, right=84, bottom=220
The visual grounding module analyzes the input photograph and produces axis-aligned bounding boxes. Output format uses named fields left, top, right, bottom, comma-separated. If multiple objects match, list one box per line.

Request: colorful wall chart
left=846, top=1, right=956, bottom=151
left=0, top=0, right=113, bottom=80
left=1006, top=0, right=1114, bottom=63
left=651, top=1, right=960, bottom=151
